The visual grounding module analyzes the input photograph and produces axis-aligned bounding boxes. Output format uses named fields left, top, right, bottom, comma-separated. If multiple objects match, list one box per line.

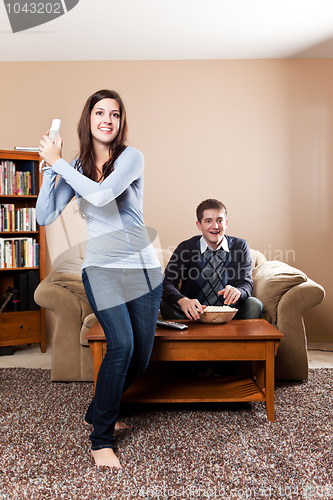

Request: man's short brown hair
left=196, top=199, right=227, bottom=222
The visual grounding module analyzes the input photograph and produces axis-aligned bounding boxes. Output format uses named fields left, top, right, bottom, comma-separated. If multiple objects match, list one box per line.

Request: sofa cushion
left=51, top=272, right=89, bottom=304
left=250, top=249, right=267, bottom=269
left=53, top=257, right=83, bottom=274
left=252, top=261, right=307, bottom=323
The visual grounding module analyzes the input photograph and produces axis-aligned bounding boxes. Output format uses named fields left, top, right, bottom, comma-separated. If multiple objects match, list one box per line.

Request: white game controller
left=39, top=119, right=61, bottom=173
left=48, top=119, right=61, bottom=142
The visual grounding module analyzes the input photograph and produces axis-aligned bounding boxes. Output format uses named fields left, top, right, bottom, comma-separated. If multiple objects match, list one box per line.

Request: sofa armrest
left=80, top=312, right=97, bottom=346
left=275, top=279, right=325, bottom=380
left=35, top=274, right=81, bottom=314
left=34, top=274, right=93, bottom=381
left=277, top=278, right=325, bottom=320
left=35, top=272, right=92, bottom=319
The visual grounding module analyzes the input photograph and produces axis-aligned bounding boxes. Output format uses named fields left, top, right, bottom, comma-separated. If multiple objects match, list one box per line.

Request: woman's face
left=90, top=98, right=121, bottom=147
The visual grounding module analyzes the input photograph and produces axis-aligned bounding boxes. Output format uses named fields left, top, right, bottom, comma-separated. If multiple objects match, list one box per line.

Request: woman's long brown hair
left=76, top=89, right=128, bottom=180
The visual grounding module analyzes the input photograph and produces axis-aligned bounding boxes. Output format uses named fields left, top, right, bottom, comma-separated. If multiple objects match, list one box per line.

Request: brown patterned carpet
left=0, top=368, right=332, bottom=500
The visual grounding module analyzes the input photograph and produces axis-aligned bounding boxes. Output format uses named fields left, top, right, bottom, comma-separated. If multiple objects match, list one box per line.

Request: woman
left=37, top=89, right=162, bottom=468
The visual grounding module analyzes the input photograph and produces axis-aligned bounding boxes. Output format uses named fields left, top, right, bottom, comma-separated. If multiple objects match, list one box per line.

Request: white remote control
left=40, top=119, right=61, bottom=173
left=49, top=119, right=61, bottom=142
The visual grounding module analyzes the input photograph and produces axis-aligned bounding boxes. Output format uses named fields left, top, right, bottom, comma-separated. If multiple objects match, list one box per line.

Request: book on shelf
left=14, top=273, right=29, bottom=310
left=27, top=270, right=40, bottom=310
left=0, top=237, right=39, bottom=268
left=0, top=203, right=37, bottom=232
left=13, top=271, right=40, bottom=311
left=0, top=159, right=37, bottom=196
left=11, top=288, right=20, bottom=311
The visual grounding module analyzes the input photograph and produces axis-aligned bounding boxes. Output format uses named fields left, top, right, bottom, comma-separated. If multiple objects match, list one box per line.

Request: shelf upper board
left=0, top=267, right=39, bottom=271
left=0, top=150, right=40, bottom=161
left=0, top=195, right=38, bottom=199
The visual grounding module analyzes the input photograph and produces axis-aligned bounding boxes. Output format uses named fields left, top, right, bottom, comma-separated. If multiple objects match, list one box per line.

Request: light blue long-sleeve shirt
left=36, top=146, right=160, bottom=270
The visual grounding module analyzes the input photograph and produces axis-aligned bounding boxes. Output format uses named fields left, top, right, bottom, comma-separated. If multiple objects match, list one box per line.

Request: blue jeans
left=82, top=266, right=162, bottom=450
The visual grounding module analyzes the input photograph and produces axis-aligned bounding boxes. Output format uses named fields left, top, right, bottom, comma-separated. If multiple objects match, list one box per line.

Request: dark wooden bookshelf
left=0, top=150, right=46, bottom=352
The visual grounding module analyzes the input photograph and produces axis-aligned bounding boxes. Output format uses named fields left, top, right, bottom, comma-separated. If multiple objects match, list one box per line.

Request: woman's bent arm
left=51, top=147, right=143, bottom=208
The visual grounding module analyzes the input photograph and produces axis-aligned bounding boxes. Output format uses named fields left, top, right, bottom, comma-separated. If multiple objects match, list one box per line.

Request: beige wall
left=0, top=60, right=331, bottom=341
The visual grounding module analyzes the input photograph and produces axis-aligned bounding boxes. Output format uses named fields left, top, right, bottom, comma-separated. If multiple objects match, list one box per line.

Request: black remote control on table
left=156, top=320, right=188, bottom=330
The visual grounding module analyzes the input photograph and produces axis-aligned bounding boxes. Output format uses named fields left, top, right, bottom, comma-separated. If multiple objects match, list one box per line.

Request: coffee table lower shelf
left=121, top=375, right=266, bottom=404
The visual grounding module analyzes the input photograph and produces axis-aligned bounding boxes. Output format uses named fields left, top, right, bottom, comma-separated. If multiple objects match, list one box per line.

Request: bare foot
left=91, top=448, right=121, bottom=468
left=115, top=421, right=132, bottom=430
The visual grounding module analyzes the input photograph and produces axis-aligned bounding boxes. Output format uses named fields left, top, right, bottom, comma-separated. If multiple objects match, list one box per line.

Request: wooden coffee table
left=85, top=319, right=283, bottom=422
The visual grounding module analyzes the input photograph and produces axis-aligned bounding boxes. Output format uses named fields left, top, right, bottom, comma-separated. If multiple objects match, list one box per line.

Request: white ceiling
left=1, top=0, right=333, bottom=61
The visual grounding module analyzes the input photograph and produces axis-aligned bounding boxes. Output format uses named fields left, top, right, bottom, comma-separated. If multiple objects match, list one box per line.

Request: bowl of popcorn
left=199, top=305, right=238, bottom=324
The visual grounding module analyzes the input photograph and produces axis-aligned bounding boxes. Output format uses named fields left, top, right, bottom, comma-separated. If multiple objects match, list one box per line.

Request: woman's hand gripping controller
left=39, top=119, right=61, bottom=174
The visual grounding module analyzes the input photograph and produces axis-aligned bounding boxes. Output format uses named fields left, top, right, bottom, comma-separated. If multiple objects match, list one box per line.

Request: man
left=161, top=199, right=263, bottom=320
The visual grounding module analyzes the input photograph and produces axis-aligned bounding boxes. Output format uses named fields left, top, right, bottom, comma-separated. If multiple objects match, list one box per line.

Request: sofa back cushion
left=52, top=248, right=292, bottom=321
left=250, top=249, right=266, bottom=269
left=52, top=257, right=83, bottom=274
left=50, top=249, right=171, bottom=305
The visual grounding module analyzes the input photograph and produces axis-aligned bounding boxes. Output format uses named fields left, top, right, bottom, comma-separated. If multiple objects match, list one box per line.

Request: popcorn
left=203, top=305, right=236, bottom=313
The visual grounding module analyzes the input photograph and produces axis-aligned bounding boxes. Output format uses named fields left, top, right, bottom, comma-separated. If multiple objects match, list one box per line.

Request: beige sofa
left=34, top=248, right=325, bottom=382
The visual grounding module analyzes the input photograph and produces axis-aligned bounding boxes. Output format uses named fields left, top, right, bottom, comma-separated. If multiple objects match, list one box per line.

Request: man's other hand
left=218, top=285, right=241, bottom=305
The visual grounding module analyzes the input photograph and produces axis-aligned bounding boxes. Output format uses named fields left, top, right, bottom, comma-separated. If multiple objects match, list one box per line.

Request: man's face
left=196, top=209, right=228, bottom=250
